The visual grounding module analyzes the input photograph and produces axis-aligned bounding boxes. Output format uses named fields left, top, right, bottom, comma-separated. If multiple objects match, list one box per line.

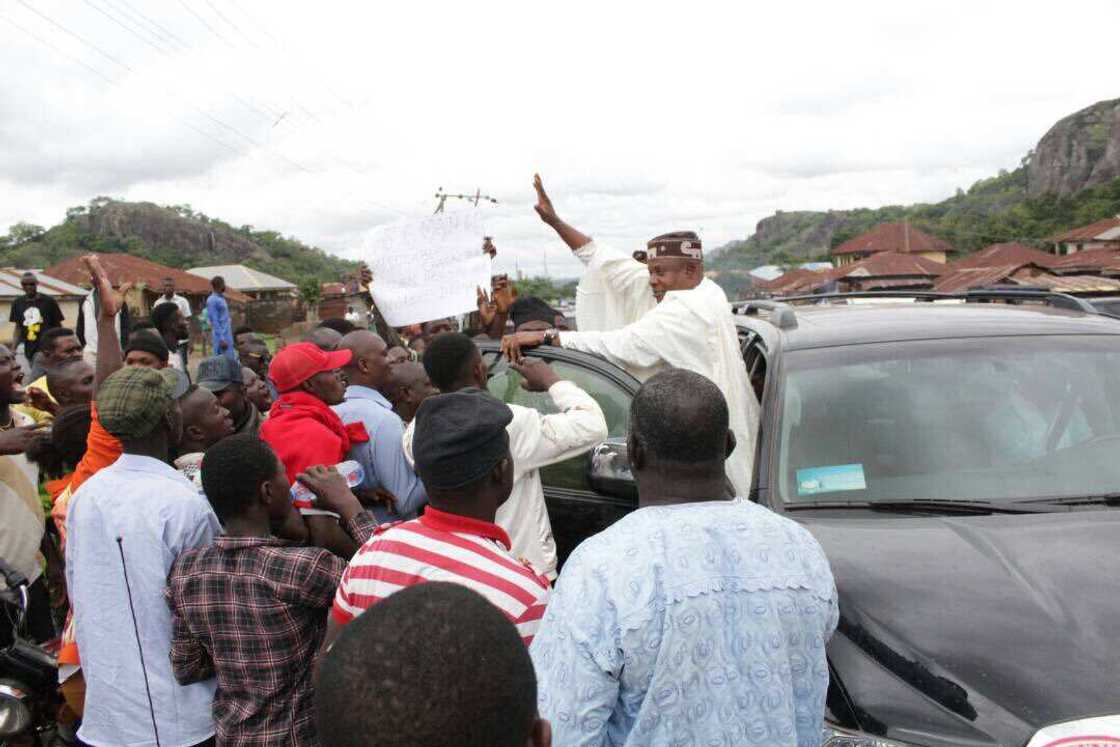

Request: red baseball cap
left=269, top=342, right=352, bottom=392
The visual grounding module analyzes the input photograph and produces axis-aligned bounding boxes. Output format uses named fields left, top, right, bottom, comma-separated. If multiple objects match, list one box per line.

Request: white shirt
left=66, top=454, right=221, bottom=747
left=562, top=241, right=760, bottom=497
left=573, top=241, right=656, bottom=332
left=0, top=410, right=43, bottom=585
left=154, top=293, right=192, bottom=319
left=404, top=381, right=608, bottom=579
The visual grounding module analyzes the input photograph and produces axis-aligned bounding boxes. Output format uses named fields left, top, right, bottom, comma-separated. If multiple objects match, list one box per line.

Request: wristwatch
left=543, top=329, right=559, bottom=346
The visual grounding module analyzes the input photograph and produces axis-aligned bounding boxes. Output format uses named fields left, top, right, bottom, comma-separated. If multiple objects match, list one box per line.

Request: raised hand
left=500, top=330, right=547, bottom=364
left=482, top=237, right=497, bottom=258
left=26, top=387, right=58, bottom=416
left=492, top=275, right=517, bottom=314
left=477, top=286, right=497, bottom=328
left=533, top=173, right=559, bottom=225
left=511, top=358, right=561, bottom=393
left=81, top=255, right=123, bottom=320
left=0, top=424, right=50, bottom=456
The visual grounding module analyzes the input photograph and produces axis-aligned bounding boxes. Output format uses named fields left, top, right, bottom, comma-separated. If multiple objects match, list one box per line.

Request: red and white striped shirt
left=331, top=507, right=551, bottom=645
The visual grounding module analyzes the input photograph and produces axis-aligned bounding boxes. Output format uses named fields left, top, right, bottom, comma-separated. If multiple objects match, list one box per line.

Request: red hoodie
left=259, top=390, right=369, bottom=484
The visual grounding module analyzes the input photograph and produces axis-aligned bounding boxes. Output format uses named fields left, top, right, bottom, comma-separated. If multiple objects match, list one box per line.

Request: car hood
left=800, top=510, right=1120, bottom=745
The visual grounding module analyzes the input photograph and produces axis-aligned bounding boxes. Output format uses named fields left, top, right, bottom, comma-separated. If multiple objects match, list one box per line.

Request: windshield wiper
left=1021, top=493, right=1120, bottom=507
left=788, top=499, right=1047, bottom=514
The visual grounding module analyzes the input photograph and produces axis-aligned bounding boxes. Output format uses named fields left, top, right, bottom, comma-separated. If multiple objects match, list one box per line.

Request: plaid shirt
left=166, top=512, right=378, bottom=747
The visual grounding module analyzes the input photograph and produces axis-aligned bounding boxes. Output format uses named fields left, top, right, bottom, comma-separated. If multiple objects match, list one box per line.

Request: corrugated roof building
left=831, top=222, right=955, bottom=266
left=44, top=253, right=250, bottom=320
left=187, top=264, right=297, bottom=298
left=1048, top=216, right=1120, bottom=255
left=950, top=242, right=1058, bottom=270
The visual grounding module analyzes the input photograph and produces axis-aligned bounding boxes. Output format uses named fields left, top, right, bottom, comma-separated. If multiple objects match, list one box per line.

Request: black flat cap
left=413, top=388, right=512, bottom=490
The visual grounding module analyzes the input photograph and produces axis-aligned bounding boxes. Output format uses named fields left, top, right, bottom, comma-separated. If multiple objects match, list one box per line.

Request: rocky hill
left=710, top=97, right=1120, bottom=288
left=0, top=198, right=355, bottom=289
left=1028, top=98, right=1120, bottom=196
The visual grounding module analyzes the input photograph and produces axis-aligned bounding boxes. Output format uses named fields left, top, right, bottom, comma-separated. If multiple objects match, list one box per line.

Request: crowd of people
left=0, top=175, right=837, bottom=747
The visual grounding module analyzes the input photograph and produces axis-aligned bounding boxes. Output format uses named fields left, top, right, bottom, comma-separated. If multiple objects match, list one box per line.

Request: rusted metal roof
left=1049, top=249, right=1120, bottom=274
left=841, top=252, right=947, bottom=277
left=45, top=253, right=251, bottom=303
left=950, top=242, right=1058, bottom=270
left=832, top=222, right=955, bottom=256
left=1047, top=217, right=1120, bottom=242
left=1014, top=273, right=1120, bottom=294
left=934, top=265, right=1021, bottom=293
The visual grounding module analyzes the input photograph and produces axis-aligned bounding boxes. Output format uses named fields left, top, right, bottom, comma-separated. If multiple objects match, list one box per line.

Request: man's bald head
left=303, top=326, right=343, bottom=352
left=629, top=368, right=732, bottom=472
left=47, top=359, right=95, bottom=407
left=385, top=361, right=437, bottom=423
left=339, top=329, right=390, bottom=391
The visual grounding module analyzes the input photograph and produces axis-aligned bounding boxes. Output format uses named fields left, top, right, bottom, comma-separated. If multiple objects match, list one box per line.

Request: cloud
left=0, top=0, right=1117, bottom=281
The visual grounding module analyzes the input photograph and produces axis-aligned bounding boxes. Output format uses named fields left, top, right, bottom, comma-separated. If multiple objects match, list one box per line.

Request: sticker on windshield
left=796, top=464, right=867, bottom=495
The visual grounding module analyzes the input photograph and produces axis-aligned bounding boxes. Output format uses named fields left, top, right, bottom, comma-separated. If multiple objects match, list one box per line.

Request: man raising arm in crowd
left=502, top=174, right=759, bottom=497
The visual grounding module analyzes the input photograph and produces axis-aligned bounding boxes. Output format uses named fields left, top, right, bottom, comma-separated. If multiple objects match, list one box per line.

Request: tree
left=6, top=222, right=45, bottom=245
left=299, top=279, right=321, bottom=305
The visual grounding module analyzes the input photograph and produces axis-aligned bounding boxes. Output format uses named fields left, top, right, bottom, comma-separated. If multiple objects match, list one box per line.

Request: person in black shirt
left=9, top=272, right=64, bottom=363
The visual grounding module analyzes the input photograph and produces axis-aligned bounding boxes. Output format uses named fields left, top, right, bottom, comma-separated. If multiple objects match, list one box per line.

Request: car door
left=477, top=342, right=640, bottom=565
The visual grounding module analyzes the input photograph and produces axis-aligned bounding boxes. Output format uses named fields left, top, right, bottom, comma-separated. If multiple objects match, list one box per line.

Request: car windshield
left=776, top=335, right=1120, bottom=504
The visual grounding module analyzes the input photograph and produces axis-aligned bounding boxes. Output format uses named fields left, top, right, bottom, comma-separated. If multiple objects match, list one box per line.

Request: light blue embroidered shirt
left=66, top=454, right=222, bottom=747
left=530, top=499, right=838, bottom=747
left=333, top=384, right=427, bottom=522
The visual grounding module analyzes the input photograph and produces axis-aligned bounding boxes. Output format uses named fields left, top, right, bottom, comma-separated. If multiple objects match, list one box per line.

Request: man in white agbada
left=501, top=175, right=759, bottom=497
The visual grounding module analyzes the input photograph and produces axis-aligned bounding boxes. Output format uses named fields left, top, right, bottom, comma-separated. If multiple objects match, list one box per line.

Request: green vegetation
left=0, top=197, right=356, bottom=288
left=512, top=275, right=578, bottom=303
left=710, top=171, right=1120, bottom=280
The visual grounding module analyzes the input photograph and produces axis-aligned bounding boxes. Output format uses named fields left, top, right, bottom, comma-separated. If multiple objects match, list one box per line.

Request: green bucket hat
left=96, top=366, right=189, bottom=440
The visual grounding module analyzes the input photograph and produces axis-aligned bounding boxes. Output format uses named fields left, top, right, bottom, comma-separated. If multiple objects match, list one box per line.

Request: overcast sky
left=1, top=0, right=1118, bottom=277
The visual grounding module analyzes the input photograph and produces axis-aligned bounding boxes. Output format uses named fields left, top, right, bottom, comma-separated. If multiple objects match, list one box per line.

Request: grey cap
left=413, top=388, right=513, bottom=490
left=196, top=355, right=244, bottom=392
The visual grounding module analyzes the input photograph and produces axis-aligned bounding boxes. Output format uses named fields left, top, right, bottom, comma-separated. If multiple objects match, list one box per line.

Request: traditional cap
left=509, top=297, right=562, bottom=330
left=96, top=366, right=188, bottom=439
left=646, top=231, right=702, bottom=260
left=124, top=332, right=170, bottom=363
left=269, top=342, right=351, bottom=392
left=196, top=355, right=244, bottom=392
left=413, top=388, right=512, bottom=490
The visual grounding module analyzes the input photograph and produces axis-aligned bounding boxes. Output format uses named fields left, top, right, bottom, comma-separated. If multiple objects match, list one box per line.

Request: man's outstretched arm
left=533, top=174, right=593, bottom=252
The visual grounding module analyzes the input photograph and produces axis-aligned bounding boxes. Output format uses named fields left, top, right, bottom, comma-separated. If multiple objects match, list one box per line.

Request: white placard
left=364, top=211, right=489, bottom=328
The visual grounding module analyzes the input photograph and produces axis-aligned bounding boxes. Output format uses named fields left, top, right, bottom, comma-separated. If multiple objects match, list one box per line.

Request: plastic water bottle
left=290, top=460, right=365, bottom=510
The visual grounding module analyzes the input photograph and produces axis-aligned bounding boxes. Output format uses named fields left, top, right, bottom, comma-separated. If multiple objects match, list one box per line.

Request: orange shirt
left=68, top=403, right=122, bottom=493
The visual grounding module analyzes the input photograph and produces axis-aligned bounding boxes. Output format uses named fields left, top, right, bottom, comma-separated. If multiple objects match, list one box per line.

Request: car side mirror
left=587, top=438, right=637, bottom=500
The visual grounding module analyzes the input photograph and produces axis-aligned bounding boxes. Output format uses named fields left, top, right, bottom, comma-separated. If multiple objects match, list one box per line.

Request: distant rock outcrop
left=81, top=201, right=270, bottom=264
left=1028, top=98, right=1120, bottom=197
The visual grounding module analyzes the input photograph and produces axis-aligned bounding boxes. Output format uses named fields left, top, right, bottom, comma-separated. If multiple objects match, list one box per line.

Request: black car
left=479, top=293, right=1120, bottom=747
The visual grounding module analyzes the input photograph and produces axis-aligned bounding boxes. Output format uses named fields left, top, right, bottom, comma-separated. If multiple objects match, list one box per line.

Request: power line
left=105, top=0, right=189, bottom=51
left=0, top=11, right=243, bottom=157
left=226, top=0, right=359, bottom=113
left=0, top=12, right=119, bottom=86
left=175, top=0, right=231, bottom=46
left=201, top=0, right=258, bottom=47
left=8, top=1, right=312, bottom=172
left=85, top=0, right=282, bottom=122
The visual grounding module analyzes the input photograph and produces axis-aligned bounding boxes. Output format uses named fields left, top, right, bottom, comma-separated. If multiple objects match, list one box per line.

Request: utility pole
left=904, top=219, right=911, bottom=253
left=434, top=187, right=499, bottom=214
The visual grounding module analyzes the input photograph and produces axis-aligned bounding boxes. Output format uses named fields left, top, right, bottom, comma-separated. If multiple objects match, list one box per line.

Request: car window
left=776, top=335, right=1120, bottom=504
left=484, top=356, right=632, bottom=491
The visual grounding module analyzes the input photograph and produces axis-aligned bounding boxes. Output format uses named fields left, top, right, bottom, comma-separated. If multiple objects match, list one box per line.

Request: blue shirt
left=530, top=499, right=838, bottom=747
left=205, top=292, right=232, bottom=354
left=66, top=454, right=222, bottom=747
left=333, top=384, right=427, bottom=522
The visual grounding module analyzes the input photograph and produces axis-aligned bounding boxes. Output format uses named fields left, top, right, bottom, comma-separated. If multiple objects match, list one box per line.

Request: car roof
left=736, top=302, right=1120, bottom=351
